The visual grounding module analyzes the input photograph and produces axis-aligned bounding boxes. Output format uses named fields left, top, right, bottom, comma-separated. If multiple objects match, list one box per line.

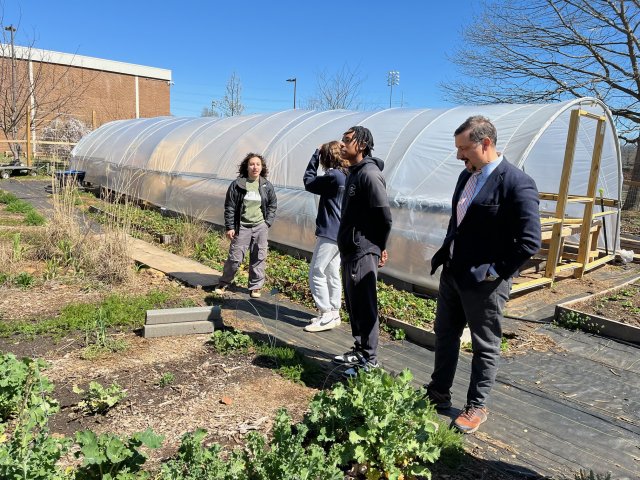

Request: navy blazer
left=431, top=157, right=541, bottom=287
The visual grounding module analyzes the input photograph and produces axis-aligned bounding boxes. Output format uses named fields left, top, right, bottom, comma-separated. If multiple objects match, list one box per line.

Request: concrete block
left=146, top=306, right=221, bottom=325
left=143, top=320, right=214, bottom=338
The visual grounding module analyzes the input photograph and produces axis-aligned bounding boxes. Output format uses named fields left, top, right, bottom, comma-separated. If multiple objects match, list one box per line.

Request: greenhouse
left=70, top=97, right=622, bottom=293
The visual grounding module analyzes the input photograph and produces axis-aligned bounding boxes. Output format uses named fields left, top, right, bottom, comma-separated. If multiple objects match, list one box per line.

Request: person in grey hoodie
left=303, top=141, right=348, bottom=332
left=332, top=126, right=392, bottom=377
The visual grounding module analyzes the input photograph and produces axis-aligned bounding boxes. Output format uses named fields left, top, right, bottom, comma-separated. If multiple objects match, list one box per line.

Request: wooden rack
left=511, top=109, right=618, bottom=294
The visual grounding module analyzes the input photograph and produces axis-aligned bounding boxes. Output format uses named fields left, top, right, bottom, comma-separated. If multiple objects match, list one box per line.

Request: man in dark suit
left=427, top=115, right=541, bottom=434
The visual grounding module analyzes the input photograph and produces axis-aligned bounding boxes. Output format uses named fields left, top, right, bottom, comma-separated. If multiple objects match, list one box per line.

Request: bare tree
left=209, top=72, right=245, bottom=117
left=304, top=64, right=365, bottom=110
left=0, top=22, right=94, bottom=161
left=200, top=104, right=218, bottom=117
left=442, top=0, right=640, bottom=208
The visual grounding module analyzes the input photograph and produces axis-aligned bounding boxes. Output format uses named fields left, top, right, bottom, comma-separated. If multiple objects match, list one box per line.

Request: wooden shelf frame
left=512, top=109, right=618, bottom=294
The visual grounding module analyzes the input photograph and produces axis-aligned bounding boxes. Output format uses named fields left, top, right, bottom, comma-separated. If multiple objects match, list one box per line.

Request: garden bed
left=554, top=277, right=640, bottom=344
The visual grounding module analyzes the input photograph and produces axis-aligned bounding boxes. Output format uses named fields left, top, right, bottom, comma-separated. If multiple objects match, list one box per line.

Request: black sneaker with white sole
left=343, top=360, right=380, bottom=378
left=333, top=348, right=365, bottom=366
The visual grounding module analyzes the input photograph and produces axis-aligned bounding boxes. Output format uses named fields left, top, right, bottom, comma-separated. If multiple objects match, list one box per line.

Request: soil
left=564, top=280, right=640, bottom=327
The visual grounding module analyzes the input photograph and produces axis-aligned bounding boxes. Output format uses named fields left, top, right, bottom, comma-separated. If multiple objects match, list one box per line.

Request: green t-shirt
left=241, top=179, right=264, bottom=227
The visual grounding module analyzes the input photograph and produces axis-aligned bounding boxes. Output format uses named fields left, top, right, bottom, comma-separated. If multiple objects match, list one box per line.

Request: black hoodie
left=337, top=156, right=392, bottom=261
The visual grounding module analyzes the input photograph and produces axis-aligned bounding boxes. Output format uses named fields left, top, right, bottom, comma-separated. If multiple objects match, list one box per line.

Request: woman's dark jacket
left=302, top=149, right=346, bottom=242
left=223, top=176, right=277, bottom=232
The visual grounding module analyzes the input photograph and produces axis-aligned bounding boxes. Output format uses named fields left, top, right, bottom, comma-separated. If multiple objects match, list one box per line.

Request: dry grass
left=173, top=216, right=211, bottom=257
left=30, top=183, right=133, bottom=285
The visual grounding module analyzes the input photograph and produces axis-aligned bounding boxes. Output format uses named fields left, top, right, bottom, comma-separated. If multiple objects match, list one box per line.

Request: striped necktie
left=456, top=171, right=481, bottom=226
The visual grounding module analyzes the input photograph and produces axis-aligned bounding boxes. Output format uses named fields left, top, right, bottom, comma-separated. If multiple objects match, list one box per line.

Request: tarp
left=70, top=98, right=622, bottom=292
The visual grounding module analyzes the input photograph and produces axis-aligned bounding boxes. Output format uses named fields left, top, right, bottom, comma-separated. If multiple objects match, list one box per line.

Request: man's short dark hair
left=344, top=126, right=374, bottom=157
left=454, top=116, right=497, bottom=146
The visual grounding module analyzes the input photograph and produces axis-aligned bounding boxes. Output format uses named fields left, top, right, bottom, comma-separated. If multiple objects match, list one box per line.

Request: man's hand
left=226, top=229, right=235, bottom=240
left=379, top=250, right=388, bottom=267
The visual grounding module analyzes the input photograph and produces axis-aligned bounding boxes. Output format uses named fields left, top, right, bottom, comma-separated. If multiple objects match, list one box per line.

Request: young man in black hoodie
left=334, top=126, right=392, bottom=377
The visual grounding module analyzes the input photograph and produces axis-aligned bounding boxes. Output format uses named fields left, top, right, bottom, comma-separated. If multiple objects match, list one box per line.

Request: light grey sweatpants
left=219, top=222, right=268, bottom=291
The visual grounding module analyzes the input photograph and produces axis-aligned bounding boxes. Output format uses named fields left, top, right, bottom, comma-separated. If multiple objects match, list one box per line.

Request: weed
left=555, top=310, right=603, bottom=334
left=461, top=341, right=473, bottom=352
left=0, top=290, right=176, bottom=339
left=381, top=322, right=407, bottom=340
left=209, top=329, right=253, bottom=354
left=11, top=232, right=26, bottom=262
left=73, top=381, right=128, bottom=415
left=14, top=271, right=35, bottom=288
left=5, top=199, right=32, bottom=214
left=43, top=258, right=60, bottom=280
left=24, top=210, right=46, bottom=226
left=157, top=372, right=175, bottom=387
left=255, top=343, right=321, bottom=384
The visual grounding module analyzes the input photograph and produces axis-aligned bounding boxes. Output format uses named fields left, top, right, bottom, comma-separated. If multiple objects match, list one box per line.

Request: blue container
left=55, top=170, right=86, bottom=187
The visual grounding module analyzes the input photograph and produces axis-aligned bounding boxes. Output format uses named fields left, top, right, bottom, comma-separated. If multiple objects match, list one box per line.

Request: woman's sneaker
left=304, top=312, right=341, bottom=332
left=213, top=284, right=228, bottom=295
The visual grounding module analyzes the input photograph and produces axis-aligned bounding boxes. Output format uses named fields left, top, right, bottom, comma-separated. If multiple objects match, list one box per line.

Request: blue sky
left=2, top=0, right=479, bottom=117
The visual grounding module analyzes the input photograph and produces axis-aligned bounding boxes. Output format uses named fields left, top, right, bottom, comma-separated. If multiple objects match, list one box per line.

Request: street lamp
left=387, top=70, right=400, bottom=109
left=286, top=78, right=297, bottom=109
left=5, top=25, right=17, bottom=159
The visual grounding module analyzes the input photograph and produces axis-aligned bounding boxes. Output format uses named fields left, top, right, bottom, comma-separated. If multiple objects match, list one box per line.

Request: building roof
left=0, top=44, right=171, bottom=81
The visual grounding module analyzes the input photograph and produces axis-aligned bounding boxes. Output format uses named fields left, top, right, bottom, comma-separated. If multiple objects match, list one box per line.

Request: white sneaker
left=304, top=312, right=341, bottom=332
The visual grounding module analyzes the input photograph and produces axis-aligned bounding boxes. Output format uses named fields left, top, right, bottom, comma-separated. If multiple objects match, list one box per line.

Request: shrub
left=304, top=368, right=455, bottom=479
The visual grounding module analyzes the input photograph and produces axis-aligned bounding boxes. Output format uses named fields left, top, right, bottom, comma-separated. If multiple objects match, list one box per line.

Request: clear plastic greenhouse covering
left=70, top=98, right=621, bottom=293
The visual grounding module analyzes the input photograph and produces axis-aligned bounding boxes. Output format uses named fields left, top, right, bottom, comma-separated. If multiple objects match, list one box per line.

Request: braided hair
left=344, top=126, right=374, bottom=158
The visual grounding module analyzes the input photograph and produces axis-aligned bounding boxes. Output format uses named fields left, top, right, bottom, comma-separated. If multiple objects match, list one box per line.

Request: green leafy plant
left=24, top=209, right=46, bottom=226
left=555, top=310, right=603, bottom=334
left=73, top=428, right=163, bottom=480
left=242, top=409, right=343, bottom=480
left=304, top=368, right=456, bottom=479
left=255, top=343, right=321, bottom=385
left=0, top=353, right=57, bottom=422
left=0, top=355, right=69, bottom=480
left=158, top=428, right=246, bottom=480
left=381, top=322, right=407, bottom=341
left=73, top=381, right=128, bottom=415
left=13, top=271, right=35, bottom=288
left=209, top=329, right=253, bottom=355
left=157, top=372, right=175, bottom=388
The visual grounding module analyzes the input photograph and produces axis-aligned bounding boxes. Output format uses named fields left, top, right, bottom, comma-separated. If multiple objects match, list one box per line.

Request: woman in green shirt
left=214, top=153, right=277, bottom=298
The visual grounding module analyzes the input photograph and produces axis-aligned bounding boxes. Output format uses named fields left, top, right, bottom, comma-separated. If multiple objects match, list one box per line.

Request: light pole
left=286, top=78, right=296, bottom=109
left=5, top=25, right=17, bottom=159
left=387, top=70, right=400, bottom=109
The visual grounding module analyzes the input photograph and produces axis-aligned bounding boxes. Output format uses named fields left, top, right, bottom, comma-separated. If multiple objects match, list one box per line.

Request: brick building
left=0, top=45, right=171, bottom=152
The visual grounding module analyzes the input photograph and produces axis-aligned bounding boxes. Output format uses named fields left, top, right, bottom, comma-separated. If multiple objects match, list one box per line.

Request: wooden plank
left=575, top=117, right=606, bottom=278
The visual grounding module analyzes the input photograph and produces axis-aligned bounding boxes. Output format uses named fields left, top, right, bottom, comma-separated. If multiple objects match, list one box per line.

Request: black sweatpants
left=342, top=253, right=380, bottom=364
